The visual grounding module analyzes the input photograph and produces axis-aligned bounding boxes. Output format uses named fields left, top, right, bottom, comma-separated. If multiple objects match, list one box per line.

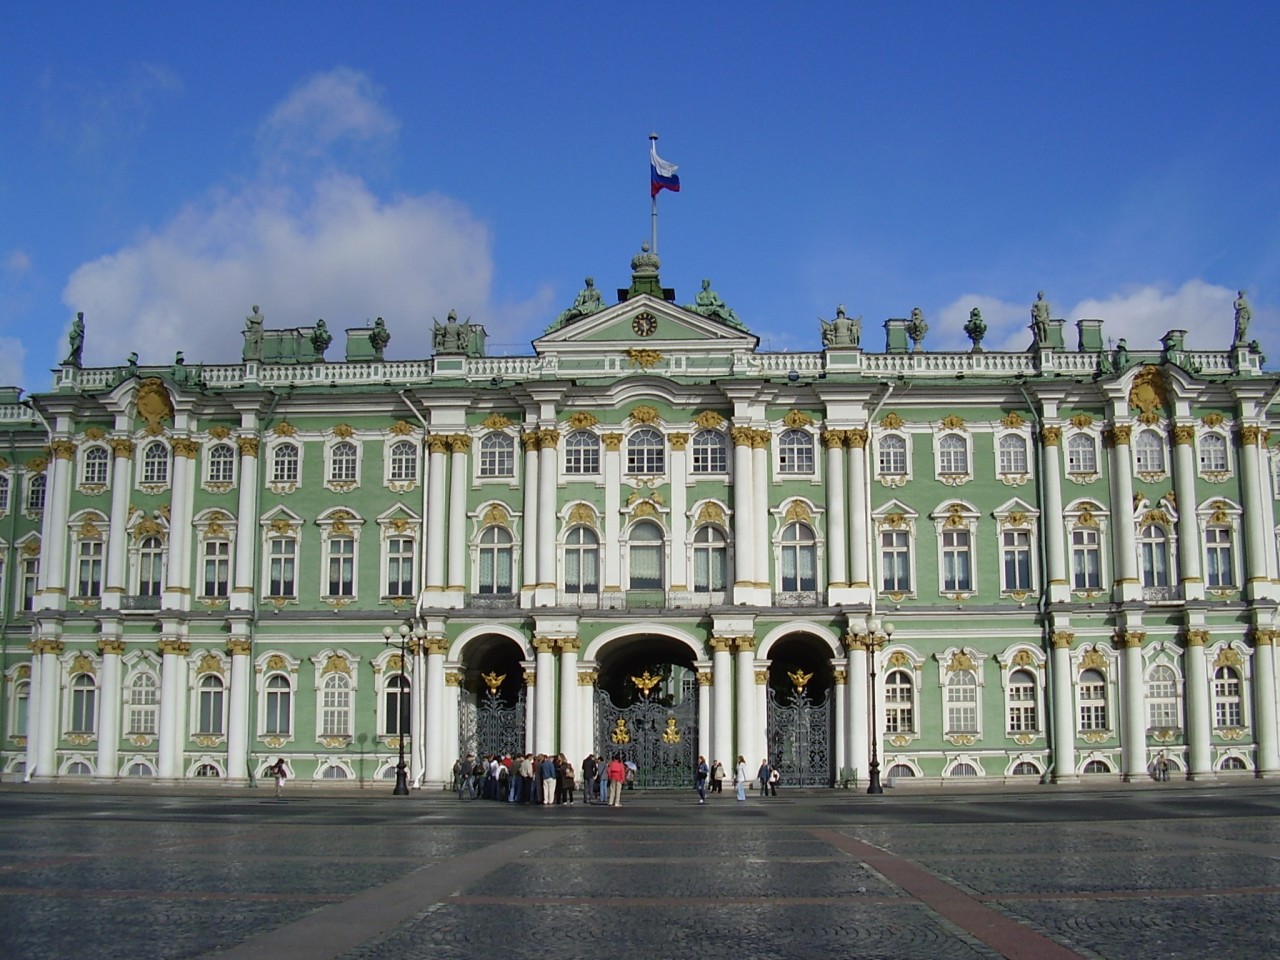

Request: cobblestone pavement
left=1, top=782, right=1277, bottom=959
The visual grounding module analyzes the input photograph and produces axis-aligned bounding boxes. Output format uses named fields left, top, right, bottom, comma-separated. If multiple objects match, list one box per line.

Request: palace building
left=3, top=247, right=1279, bottom=788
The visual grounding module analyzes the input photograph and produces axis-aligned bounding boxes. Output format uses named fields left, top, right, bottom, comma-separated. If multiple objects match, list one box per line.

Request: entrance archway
left=457, top=634, right=525, bottom=760
left=766, top=634, right=835, bottom=786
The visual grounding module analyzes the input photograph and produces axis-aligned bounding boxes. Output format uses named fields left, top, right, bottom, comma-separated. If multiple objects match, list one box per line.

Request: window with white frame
left=388, top=439, right=417, bottom=483
left=477, top=525, right=513, bottom=594
left=880, top=529, right=912, bottom=592
left=76, top=539, right=104, bottom=598
left=1146, top=664, right=1180, bottom=729
left=778, top=429, right=814, bottom=475
left=197, top=674, right=225, bottom=735
left=325, top=535, right=355, bottom=597
left=268, top=535, right=297, bottom=598
left=69, top=673, right=96, bottom=733
left=937, top=434, right=969, bottom=476
left=691, top=430, right=728, bottom=474
left=385, top=536, right=415, bottom=598
left=328, top=441, right=358, bottom=483
left=20, top=556, right=38, bottom=611
left=320, top=672, right=352, bottom=737
left=1205, top=525, right=1235, bottom=588
left=478, top=432, right=515, bottom=478
left=135, top=535, right=165, bottom=596
left=1071, top=527, right=1102, bottom=590
left=13, top=678, right=29, bottom=737
left=384, top=674, right=409, bottom=735
left=693, top=525, right=728, bottom=592
left=945, top=669, right=978, bottom=733
left=564, top=431, right=600, bottom=475
left=627, top=520, right=665, bottom=589
left=127, top=673, right=158, bottom=735
left=271, top=442, right=299, bottom=484
left=1199, top=433, right=1228, bottom=473
left=206, top=443, right=236, bottom=485
left=1133, top=429, right=1166, bottom=474
left=141, top=441, right=170, bottom=485
left=941, top=528, right=972, bottom=592
left=627, top=428, right=665, bottom=475
left=26, top=474, right=46, bottom=513
left=81, top=446, right=109, bottom=486
left=0, top=474, right=9, bottom=512
left=564, top=526, right=599, bottom=594
left=884, top=669, right=915, bottom=734
left=877, top=434, right=907, bottom=477
left=1213, top=665, right=1243, bottom=727
left=263, top=674, right=291, bottom=735
left=1139, top=524, right=1172, bottom=588
left=202, top=539, right=230, bottom=598
left=1007, top=668, right=1038, bottom=732
left=1001, top=528, right=1033, bottom=592
left=1066, top=433, right=1097, bottom=474
left=998, top=434, right=1028, bottom=475
left=1078, top=669, right=1108, bottom=730
left=779, top=521, right=816, bottom=591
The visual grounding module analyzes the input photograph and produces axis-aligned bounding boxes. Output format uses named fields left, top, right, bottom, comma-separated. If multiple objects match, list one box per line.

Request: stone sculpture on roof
left=820, top=305, right=860, bottom=347
left=686, top=279, right=745, bottom=330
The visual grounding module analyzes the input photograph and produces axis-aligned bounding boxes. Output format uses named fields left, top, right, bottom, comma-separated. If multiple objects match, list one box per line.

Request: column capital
left=750, top=429, right=771, bottom=449
left=732, top=636, right=756, bottom=654
left=833, top=667, right=848, bottom=683
left=537, top=429, right=560, bottom=450
left=50, top=439, right=77, bottom=460
left=845, top=428, right=868, bottom=449
left=1114, top=629, right=1146, bottom=649
left=601, top=432, right=624, bottom=451
left=578, top=669, right=599, bottom=686
left=1104, top=424, right=1132, bottom=446
left=427, top=434, right=449, bottom=454
left=97, top=638, right=126, bottom=656
left=424, top=636, right=449, bottom=656
left=709, top=636, right=734, bottom=653
left=448, top=433, right=472, bottom=454
left=532, top=636, right=557, bottom=654
left=843, top=632, right=869, bottom=652
left=1040, top=425, right=1062, bottom=446
left=754, top=669, right=769, bottom=685
left=172, top=437, right=201, bottom=459
left=822, top=429, right=845, bottom=449
left=730, top=426, right=754, bottom=447
left=235, top=435, right=259, bottom=458
left=668, top=432, right=689, bottom=451
left=521, top=431, right=541, bottom=452
left=1241, top=424, right=1266, bottom=447
left=1172, top=424, right=1196, bottom=446
left=30, top=638, right=65, bottom=656
left=557, top=637, right=581, bottom=654
left=445, top=670, right=464, bottom=687
left=697, top=670, right=713, bottom=686
left=1253, top=628, right=1277, bottom=647
left=109, top=437, right=136, bottom=458
left=1051, top=630, right=1074, bottom=649
left=158, top=638, right=191, bottom=656
left=227, top=638, right=253, bottom=656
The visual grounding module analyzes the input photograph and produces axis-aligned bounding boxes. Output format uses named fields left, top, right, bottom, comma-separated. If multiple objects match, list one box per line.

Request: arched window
left=1082, top=759, right=1110, bottom=775
left=264, top=674, right=291, bottom=735
left=142, top=442, right=170, bottom=485
left=1199, top=433, right=1228, bottom=473
left=1079, top=668, right=1108, bottom=730
left=692, top=525, right=727, bottom=592
left=1007, top=668, right=1037, bottom=732
left=320, top=673, right=351, bottom=737
left=778, top=429, right=814, bottom=475
left=565, top=431, right=600, bottom=475
left=691, top=430, right=728, bottom=474
left=329, top=441, right=358, bottom=482
left=195, top=763, right=221, bottom=778
left=779, top=521, right=816, bottom=591
left=878, top=434, right=907, bottom=476
left=321, top=765, right=348, bottom=779
left=998, top=434, right=1028, bottom=474
left=1220, top=756, right=1248, bottom=771
left=385, top=674, right=409, bottom=736
left=1066, top=434, right=1097, bottom=474
left=886, top=763, right=915, bottom=779
left=949, top=762, right=979, bottom=777
left=1139, top=524, right=1171, bottom=588
left=1213, top=665, right=1242, bottom=728
left=127, top=673, right=158, bottom=735
left=137, top=535, right=165, bottom=597
left=628, top=520, right=665, bottom=589
left=388, top=439, right=417, bottom=482
left=1134, top=429, right=1165, bottom=473
left=272, top=442, right=299, bottom=483
left=127, top=761, right=153, bottom=777
left=207, top=443, right=236, bottom=485
left=884, top=669, right=915, bottom=734
left=1011, top=761, right=1040, bottom=776
left=945, top=669, right=978, bottom=734
left=70, top=673, right=96, bottom=733
left=1206, top=526, right=1235, bottom=588
left=1146, top=664, right=1179, bottom=729
left=938, top=434, right=968, bottom=475
left=478, top=433, right=514, bottom=478
left=564, top=527, right=599, bottom=595
left=477, top=526, right=513, bottom=594
left=66, top=761, right=92, bottom=776
left=627, top=428, right=665, bottom=475
left=197, top=674, right=225, bottom=735
left=27, top=474, right=46, bottom=512
left=82, top=446, right=109, bottom=486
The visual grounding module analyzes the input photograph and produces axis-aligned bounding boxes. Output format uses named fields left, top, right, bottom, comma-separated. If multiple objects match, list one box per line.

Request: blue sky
left=3, top=2, right=1279, bottom=391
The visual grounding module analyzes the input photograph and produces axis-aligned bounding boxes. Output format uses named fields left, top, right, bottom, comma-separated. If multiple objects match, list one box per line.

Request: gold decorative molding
left=322, top=654, right=352, bottom=676
left=1241, top=425, right=1265, bottom=447
left=1081, top=647, right=1108, bottom=671
left=331, top=423, right=355, bottom=439
left=945, top=651, right=976, bottom=673
left=135, top=378, right=174, bottom=430
left=880, top=412, right=904, bottom=430
left=668, top=432, right=689, bottom=451
left=197, top=653, right=222, bottom=675
left=389, top=419, right=415, bottom=436
left=695, top=502, right=726, bottom=527
left=1129, top=366, right=1167, bottom=424
left=940, top=414, right=966, bottom=431
left=227, top=639, right=252, bottom=656
left=784, top=501, right=812, bottom=523
left=1214, top=646, right=1243, bottom=669
left=1115, top=629, right=1146, bottom=649
left=564, top=411, right=599, bottom=430
left=158, top=638, right=191, bottom=656
left=630, top=405, right=661, bottom=424
left=481, top=412, right=513, bottom=430
left=97, top=638, right=126, bottom=656
left=236, top=436, right=259, bottom=458
left=273, top=421, right=297, bottom=438
left=846, top=428, right=868, bottom=449
left=448, top=433, right=473, bottom=454
left=783, top=410, right=813, bottom=428
left=1001, top=411, right=1026, bottom=429
left=1184, top=629, right=1209, bottom=647
left=692, top=410, right=725, bottom=429
left=1172, top=424, right=1195, bottom=446
left=567, top=503, right=597, bottom=526
left=601, top=432, right=623, bottom=451
left=626, top=347, right=663, bottom=369
left=1202, top=412, right=1225, bottom=428
left=822, top=429, right=845, bottom=449
left=1070, top=413, right=1095, bottom=430
left=50, top=439, right=76, bottom=461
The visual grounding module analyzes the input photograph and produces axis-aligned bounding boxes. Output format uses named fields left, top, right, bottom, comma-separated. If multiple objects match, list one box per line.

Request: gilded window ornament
left=1128, top=365, right=1167, bottom=425
left=888, top=651, right=913, bottom=669
left=389, top=419, right=414, bottom=436
left=1070, top=413, right=1095, bottom=430
left=1214, top=646, right=1243, bottom=670
left=78, top=519, right=104, bottom=539
left=630, top=405, right=660, bottom=424
left=944, top=503, right=967, bottom=527
left=1209, top=500, right=1230, bottom=524
left=784, top=501, right=813, bottom=523
left=208, top=425, right=231, bottom=439
left=783, top=410, right=814, bottom=428
left=83, top=426, right=106, bottom=440
left=331, top=423, right=354, bottom=439
left=567, top=503, right=597, bottom=526
left=880, top=412, right=904, bottom=430
left=633, top=500, right=658, bottom=519
left=695, top=503, right=726, bottom=526
left=273, top=421, right=297, bottom=437
left=882, top=511, right=907, bottom=528
left=945, top=651, right=976, bottom=673
left=322, top=655, right=352, bottom=676
left=1012, top=649, right=1036, bottom=667
left=70, top=653, right=95, bottom=675
left=27, top=456, right=48, bottom=473
left=482, top=504, right=510, bottom=528
left=197, top=653, right=222, bottom=675
left=22, top=540, right=40, bottom=557
left=1006, top=511, right=1027, bottom=527
left=1202, top=413, right=1225, bottom=428
left=269, top=518, right=296, bottom=534
left=135, top=378, right=174, bottom=431
left=564, top=411, right=599, bottom=430
left=692, top=410, right=725, bottom=429
left=940, top=415, right=966, bottom=431
left=132, top=517, right=164, bottom=540
left=1081, top=647, right=1108, bottom=671
left=482, top=413, right=513, bottom=430
left=1001, top=411, right=1026, bottom=429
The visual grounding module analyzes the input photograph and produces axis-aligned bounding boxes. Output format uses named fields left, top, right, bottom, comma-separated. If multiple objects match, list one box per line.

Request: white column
left=102, top=439, right=133, bottom=610
left=1106, top=426, right=1140, bottom=602
left=157, top=638, right=190, bottom=779
left=578, top=670, right=596, bottom=765
left=697, top=669, right=712, bottom=767
left=1041, top=427, right=1070, bottom=603
left=96, top=637, right=124, bottom=778
left=163, top=439, right=197, bottom=610
left=536, top=431, right=559, bottom=605
left=1171, top=426, right=1204, bottom=601
left=445, top=670, right=463, bottom=765
left=1183, top=630, right=1213, bottom=779
left=520, top=432, right=539, bottom=603
left=226, top=637, right=252, bottom=781
left=36, top=639, right=62, bottom=776
left=424, top=638, right=447, bottom=786
left=1119, top=630, right=1147, bottom=780
left=833, top=663, right=848, bottom=781
left=824, top=431, right=848, bottom=594
left=1253, top=630, right=1280, bottom=775
left=409, top=637, right=426, bottom=785
left=602, top=434, right=622, bottom=595
left=533, top=638, right=556, bottom=752
left=730, top=428, right=754, bottom=603
left=424, top=436, right=448, bottom=596
left=847, top=432, right=870, bottom=597
left=712, top=639, right=734, bottom=770
left=24, top=650, right=43, bottom=779
left=752, top=435, right=770, bottom=597
left=558, top=639, right=579, bottom=759
left=846, top=640, right=869, bottom=784
left=669, top=435, right=689, bottom=591
left=1241, top=427, right=1272, bottom=600
left=522, top=673, right=536, bottom=754
left=734, top=637, right=756, bottom=762
left=231, top=436, right=260, bottom=612
left=446, top=436, right=469, bottom=605
left=1050, top=631, right=1078, bottom=781
left=38, top=441, right=75, bottom=609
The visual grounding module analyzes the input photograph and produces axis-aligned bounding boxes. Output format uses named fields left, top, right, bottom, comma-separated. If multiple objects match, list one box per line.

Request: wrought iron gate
left=459, top=689, right=525, bottom=759
left=766, top=685, right=833, bottom=786
left=594, top=689, right=698, bottom=788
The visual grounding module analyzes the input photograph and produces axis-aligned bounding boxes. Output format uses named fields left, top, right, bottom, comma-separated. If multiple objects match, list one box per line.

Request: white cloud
left=257, top=67, right=399, bottom=172
left=5, top=250, right=32, bottom=276
left=0, top=337, right=27, bottom=387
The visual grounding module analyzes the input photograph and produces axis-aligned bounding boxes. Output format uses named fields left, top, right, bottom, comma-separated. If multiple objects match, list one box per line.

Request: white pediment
left=532, top=294, right=759, bottom=360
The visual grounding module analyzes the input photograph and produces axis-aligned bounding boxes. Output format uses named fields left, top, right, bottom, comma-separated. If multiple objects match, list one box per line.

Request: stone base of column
left=1051, top=773, right=1080, bottom=784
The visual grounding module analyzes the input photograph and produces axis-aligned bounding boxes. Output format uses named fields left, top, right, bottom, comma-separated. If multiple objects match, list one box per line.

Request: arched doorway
left=593, top=634, right=698, bottom=788
left=457, top=634, right=525, bottom=760
left=765, top=634, right=835, bottom=786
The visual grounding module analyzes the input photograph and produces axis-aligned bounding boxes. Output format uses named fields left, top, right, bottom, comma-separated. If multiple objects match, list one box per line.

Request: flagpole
left=649, top=132, right=660, bottom=254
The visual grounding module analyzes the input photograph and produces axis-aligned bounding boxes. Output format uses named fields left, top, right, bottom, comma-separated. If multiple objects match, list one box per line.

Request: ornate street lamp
left=865, top=618, right=895, bottom=795
left=382, top=623, right=416, bottom=796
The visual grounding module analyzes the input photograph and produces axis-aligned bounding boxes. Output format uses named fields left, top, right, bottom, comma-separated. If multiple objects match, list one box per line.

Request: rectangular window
left=202, top=541, right=230, bottom=597
left=1002, top=529, right=1032, bottom=591
left=881, top=530, right=911, bottom=592
left=942, top=529, right=972, bottom=591
left=1206, top=528, right=1234, bottom=587
left=198, top=683, right=224, bottom=735
left=386, top=538, right=415, bottom=597
left=327, top=537, right=355, bottom=597
left=1008, top=688, right=1037, bottom=732
left=20, top=558, right=38, bottom=612
left=77, top=541, right=104, bottom=597
left=269, top=538, right=296, bottom=597
left=1071, top=528, right=1101, bottom=589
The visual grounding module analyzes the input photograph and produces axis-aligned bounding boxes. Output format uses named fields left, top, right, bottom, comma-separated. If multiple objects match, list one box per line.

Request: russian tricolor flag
left=650, top=140, right=680, bottom=197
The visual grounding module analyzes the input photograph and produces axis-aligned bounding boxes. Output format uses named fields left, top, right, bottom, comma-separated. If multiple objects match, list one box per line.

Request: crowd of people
left=451, top=752, right=784, bottom=804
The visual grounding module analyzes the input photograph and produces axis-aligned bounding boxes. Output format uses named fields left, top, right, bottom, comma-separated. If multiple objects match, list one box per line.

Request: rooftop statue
left=434, top=309, right=486, bottom=356
left=1030, top=291, right=1051, bottom=347
left=64, top=312, right=85, bottom=367
left=1234, top=290, right=1252, bottom=346
left=820, top=304, right=860, bottom=347
left=964, top=307, right=987, bottom=351
left=243, top=305, right=264, bottom=361
left=550, top=277, right=606, bottom=332
left=311, top=319, right=332, bottom=357
left=686, top=279, right=745, bottom=330
left=369, top=317, right=390, bottom=359
left=906, top=307, right=928, bottom=351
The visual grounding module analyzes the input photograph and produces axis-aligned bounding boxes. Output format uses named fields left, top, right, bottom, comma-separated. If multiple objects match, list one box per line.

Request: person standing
left=768, top=763, right=780, bottom=796
left=581, top=754, right=599, bottom=804
left=597, top=756, right=608, bottom=804
left=695, top=756, right=709, bottom=804
left=710, top=759, right=725, bottom=794
left=539, top=754, right=558, bottom=805
left=734, top=756, right=748, bottom=801
left=606, top=753, right=627, bottom=807
left=757, top=758, right=772, bottom=797
left=268, top=757, right=287, bottom=799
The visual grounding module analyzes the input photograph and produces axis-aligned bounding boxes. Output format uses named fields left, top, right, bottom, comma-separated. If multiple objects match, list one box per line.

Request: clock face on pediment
left=532, top=294, right=759, bottom=358
left=631, top=312, right=657, bottom=337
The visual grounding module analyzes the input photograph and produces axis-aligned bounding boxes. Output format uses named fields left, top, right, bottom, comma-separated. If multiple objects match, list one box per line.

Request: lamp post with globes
left=382, top=622, right=423, bottom=796
left=865, top=617, right=895, bottom=795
